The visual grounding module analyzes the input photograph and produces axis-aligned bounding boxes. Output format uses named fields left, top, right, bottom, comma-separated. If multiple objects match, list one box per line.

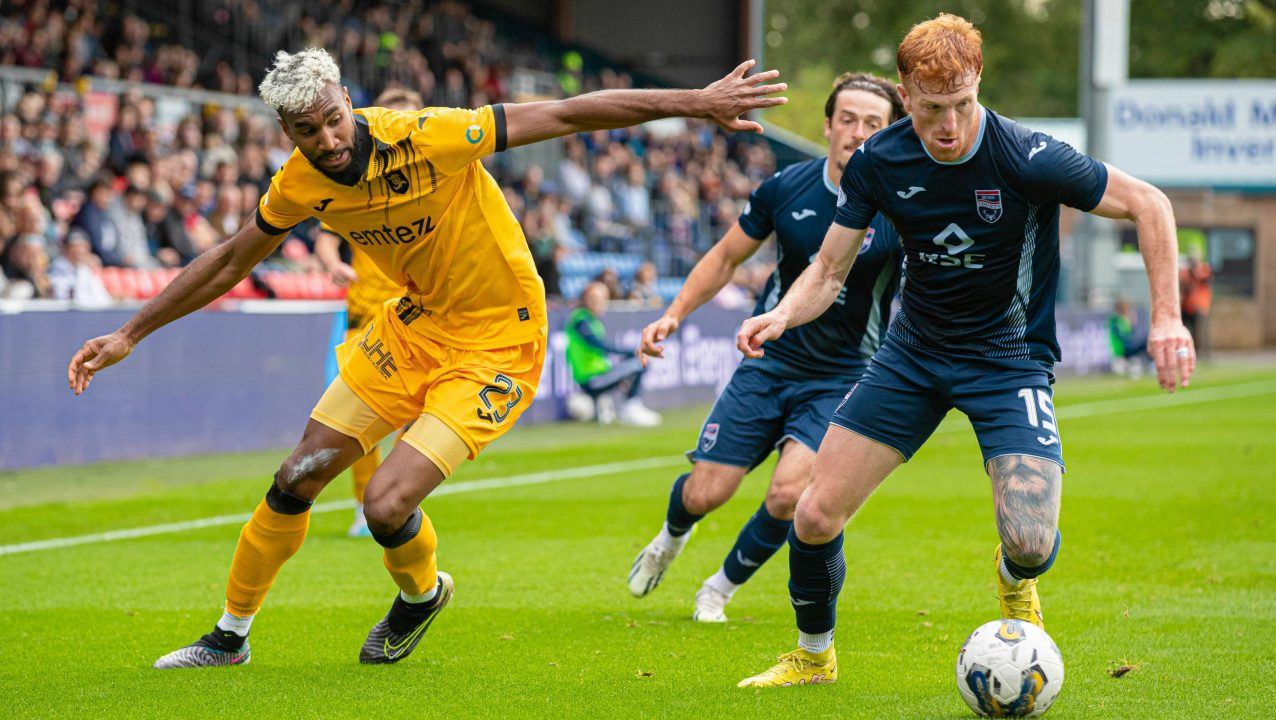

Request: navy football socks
left=664, top=474, right=702, bottom=536
left=787, top=529, right=846, bottom=635
left=722, top=502, right=792, bottom=584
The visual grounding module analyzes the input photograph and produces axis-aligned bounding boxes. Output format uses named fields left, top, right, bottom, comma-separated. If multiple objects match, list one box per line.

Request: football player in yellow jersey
left=67, top=47, right=786, bottom=668
left=313, top=86, right=420, bottom=539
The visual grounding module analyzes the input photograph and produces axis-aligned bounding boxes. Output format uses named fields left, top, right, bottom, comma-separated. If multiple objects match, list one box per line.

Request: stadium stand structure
left=0, top=0, right=805, bottom=306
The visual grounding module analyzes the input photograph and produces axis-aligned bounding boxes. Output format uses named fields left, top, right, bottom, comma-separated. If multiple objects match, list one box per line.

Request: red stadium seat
left=116, top=268, right=138, bottom=299
left=97, top=267, right=124, bottom=299
left=132, top=269, right=157, bottom=299
left=149, top=268, right=171, bottom=294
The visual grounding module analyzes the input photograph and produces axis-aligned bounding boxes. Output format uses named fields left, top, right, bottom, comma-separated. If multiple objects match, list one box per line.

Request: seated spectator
left=594, top=267, right=624, bottom=300
left=565, top=282, right=662, bottom=426
left=1108, top=298, right=1151, bottom=379
left=107, top=184, right=156, bottom=268
left=523, top=209, right=562, bottom=299
left=70, top=176, right=124, bottom=266
left=48, top=233, right=111, bottom=305
left=1, top=235, right=52, bottom=299
left=627, top=261, right=662, bottom=308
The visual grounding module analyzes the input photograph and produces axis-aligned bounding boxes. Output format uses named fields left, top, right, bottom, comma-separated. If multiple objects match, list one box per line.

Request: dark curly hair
left=824, top=72, right=905, bottom=123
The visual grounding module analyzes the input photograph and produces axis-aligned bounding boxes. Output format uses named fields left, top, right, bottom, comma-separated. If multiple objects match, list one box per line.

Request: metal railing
left=0, top=65, right=273, bottom=115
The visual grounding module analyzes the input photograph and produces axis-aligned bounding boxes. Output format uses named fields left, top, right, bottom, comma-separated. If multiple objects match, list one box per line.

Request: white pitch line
left=931, top=378, right=1276, bottom=434
left=4, top=378, right=1274, bottom=557
left=0, top=456, right=687, bottom=557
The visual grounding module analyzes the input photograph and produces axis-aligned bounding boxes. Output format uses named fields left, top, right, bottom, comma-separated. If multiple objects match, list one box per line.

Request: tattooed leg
left=988, top=455, right=1062, bottom=572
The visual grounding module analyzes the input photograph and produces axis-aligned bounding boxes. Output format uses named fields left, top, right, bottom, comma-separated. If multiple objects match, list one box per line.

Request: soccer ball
left=956, top=619, right=1064, bottom=717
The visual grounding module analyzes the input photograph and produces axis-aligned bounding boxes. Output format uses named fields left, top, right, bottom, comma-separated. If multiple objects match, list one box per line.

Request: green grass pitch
left=2, top=362, right=1273, bottom=719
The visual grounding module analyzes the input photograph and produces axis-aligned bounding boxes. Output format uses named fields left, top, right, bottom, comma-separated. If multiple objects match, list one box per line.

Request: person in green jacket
left=1108, top=298, right=1150, bottom=378
left=566, top=281, right=662, bottom=426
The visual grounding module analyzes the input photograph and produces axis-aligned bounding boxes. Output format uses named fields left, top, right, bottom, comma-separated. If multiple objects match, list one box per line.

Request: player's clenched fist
left=736, top=312, right=787, bottom=359
left=67, top=331, right=134, bottom=396
left=638, top=315, right=681, bottom=367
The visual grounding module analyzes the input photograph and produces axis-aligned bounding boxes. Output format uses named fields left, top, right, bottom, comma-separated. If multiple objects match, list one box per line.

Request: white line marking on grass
left=0, top=456, right=687, bottom=557
left=1058, top=379, right=1276, bottom=419
left=5, top=379, right=1274, bottom=557
left=932, top=379, right=1276, bottom=434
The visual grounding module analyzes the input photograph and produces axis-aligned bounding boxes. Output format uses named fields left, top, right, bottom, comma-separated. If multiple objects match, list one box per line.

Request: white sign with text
left=1105, top=80, right=1276, bottom=187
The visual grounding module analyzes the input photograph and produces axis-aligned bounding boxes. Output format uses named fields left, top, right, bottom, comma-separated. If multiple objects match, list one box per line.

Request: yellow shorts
left=312, top=299, right=544, bottom=475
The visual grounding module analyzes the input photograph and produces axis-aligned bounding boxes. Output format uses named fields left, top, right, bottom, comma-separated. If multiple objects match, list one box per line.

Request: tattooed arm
left=988, top=455, right=1062, bottom=567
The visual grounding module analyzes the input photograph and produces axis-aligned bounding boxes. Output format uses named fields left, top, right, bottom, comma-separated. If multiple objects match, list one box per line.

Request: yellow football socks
left=224, top=499, right=310, bottom=617
left=382, top=512, right=439, bottom=596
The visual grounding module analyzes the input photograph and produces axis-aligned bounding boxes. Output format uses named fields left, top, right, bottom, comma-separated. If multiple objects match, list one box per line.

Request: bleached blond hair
left=258, top=48, right=341, bottom=115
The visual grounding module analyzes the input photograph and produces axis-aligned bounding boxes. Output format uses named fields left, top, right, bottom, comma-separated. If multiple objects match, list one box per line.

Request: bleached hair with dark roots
left=258, top=48, right=341, bottom=114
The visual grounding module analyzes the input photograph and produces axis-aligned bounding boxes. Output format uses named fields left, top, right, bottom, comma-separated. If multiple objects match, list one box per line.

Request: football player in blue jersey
left=627, top=73, right=905, bottom=624
left=736, top=14, right=1195, bottom=687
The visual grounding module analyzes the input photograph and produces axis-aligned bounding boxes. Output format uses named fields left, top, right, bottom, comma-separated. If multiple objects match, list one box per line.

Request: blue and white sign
left=1106, top=80, right=1276, bottom=188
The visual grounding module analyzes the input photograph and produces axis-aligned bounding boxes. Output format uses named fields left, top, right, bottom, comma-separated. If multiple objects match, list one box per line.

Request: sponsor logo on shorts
left=700, top=423, right=720, bottom=452
left=357, top=322, right=398, bottom=379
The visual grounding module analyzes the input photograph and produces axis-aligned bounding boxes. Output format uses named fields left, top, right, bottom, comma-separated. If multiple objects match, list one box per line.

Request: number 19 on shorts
left=1018, top=388, right=1061, bottom=447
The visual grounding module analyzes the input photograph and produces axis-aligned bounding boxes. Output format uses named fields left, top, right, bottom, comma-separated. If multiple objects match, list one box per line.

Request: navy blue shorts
left=689, top=362, right=857, bottom=470
left=830, top=336, right=1064, bottom=469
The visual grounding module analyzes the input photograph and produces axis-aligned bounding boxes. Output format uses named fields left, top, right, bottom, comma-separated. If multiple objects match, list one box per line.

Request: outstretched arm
left=639, top=222, right=762, bottom=365
left=67, top=219, right=287, bottom=394
left=503, top=60, right=786, bottom=148
left=735, top=223, right=866, bottom=358
left=313, top=228, right=358, bottom=287
left=1090, top=164, right=1193, bottom=392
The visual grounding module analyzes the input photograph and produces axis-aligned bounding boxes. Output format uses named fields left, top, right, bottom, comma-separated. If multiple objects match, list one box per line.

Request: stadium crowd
left=0, top=0, right=775, bottom=303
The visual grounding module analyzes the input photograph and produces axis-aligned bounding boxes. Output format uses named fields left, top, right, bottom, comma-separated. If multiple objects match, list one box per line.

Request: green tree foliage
left=764, top=0, right=1276, bottom=141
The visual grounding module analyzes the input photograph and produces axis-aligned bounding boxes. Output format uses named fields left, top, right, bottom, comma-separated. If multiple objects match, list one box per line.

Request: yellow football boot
left=738, top=646, right=838, bottom=688
left=995, top=545, right=1044, bottom=629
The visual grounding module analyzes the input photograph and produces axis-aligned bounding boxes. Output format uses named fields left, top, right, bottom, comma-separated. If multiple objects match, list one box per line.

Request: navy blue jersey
left=738, top=157, right=901, bottom=378
left=834, top=107, right=1108, bottom=363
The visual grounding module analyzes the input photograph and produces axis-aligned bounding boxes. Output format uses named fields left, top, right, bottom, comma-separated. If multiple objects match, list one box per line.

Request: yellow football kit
left=318, top=223, right=407, bottom=505
left=257, top=104, right=546, bottom=471
left=337, top=227, right=407, bottom=330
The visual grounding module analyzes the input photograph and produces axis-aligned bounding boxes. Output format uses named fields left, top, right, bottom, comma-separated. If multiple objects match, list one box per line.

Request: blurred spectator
left=593, top=267, right=624, bottom=300
left=627, top=262, right=661, bottom=307
left=1, top=235, right=52, bottom=299
left=523, top=208, right=562, bottom=299
left=107, top=185, right=155, bottom=268
left=48, top=233, right=111, bottom=305
left=0, top=0, right=776, bottom=300
left=70, top=177, right=124, bottom=266
left=1180, top=249, right=1213, bottom=357
left=564, top=282, right=661, bottom=426
left=1108, top=298, right=1150, bottom=379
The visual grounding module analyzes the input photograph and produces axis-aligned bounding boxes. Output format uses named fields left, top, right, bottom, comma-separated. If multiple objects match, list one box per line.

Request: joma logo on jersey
left=348, top=216, right=436, bottom=246
left=917, top=223, right=985, bottom=269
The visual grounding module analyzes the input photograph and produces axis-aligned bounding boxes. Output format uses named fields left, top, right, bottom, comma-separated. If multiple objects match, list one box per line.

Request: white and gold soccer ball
left=956, top=619, right=1064, bottom=718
